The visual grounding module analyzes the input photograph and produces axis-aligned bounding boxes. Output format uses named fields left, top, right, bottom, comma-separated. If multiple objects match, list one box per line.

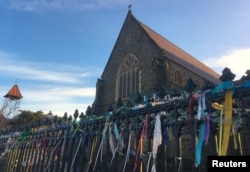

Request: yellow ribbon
left=90, top=136, right=98, bottom=162
left=232, top=132, right=237, bottom=150
left=212, top=90, right=233, bottom=156
left=218, top=108, right=223, bottom=156
left=221, top=90, right=233, bottom=155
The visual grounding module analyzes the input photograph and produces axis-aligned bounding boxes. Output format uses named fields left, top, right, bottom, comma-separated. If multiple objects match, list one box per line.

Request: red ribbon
left=188, top=93, right=196, bottom=126
left=133, top=114, right=149, bottom=172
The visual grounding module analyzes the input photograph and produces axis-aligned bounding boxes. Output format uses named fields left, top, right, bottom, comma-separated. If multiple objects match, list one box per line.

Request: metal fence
left=1, top=79, right=250, bottom=172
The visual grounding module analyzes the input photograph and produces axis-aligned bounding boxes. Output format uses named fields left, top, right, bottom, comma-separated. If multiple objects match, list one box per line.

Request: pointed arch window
left=174, top=70, right=183, bottom=86
left=117, top=53, right=141, bottom=101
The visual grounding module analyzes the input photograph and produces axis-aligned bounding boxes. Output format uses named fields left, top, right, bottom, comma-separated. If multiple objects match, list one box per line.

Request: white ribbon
left=4, top=135, right=13, bottom=152
left=147, top=114, right=162, bottom=172
left=123, top=131, right=133, bottom=172
left=109, top=123, right=125, bottom=167
left=197, top=90, right=209, bottom=120
left=93, top=138, right=104, bottom=171
left=70, top=136, right=83, bottom=172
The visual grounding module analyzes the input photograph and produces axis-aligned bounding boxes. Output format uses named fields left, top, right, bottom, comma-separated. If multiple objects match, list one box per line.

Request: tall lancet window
left=116, top=53, right=141, bottom=101
left=174, top=70, right=183, bottom=87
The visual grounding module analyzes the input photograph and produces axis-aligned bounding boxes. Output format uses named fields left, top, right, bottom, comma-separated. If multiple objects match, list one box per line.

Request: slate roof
left=130, top=11, right=221, bottom=84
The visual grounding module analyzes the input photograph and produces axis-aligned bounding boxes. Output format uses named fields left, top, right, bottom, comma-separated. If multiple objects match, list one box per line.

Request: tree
left=7, top=110, right=46, bottom=128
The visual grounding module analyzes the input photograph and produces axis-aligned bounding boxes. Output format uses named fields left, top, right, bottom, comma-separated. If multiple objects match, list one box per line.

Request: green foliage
left=7, top=110, right=46, bottom=127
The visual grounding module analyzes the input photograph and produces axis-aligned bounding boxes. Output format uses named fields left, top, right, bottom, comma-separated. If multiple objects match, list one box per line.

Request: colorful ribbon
left=109, top=122, right=125, bottom=167
left=93, top=116, right=110, bottom=171
left=211, top=81, right=234, bottom=94
left=195, top=90, right=209, bottom=167
left=84, top=136, right=98, bottom=172
left=133, top=115, right=149, bottom=172
left=204, top=113, right=212, bottom=145
left=195, top=122, right=205, bottom=167
left=70, top=136, right=83, bottom=171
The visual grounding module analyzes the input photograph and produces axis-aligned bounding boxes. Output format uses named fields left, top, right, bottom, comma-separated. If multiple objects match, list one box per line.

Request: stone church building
left=92, top=9, right=220, bottom=115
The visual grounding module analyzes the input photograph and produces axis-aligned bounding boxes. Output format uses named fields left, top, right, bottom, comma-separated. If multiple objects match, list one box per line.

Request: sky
left=0, top=0, right=250, bottom=117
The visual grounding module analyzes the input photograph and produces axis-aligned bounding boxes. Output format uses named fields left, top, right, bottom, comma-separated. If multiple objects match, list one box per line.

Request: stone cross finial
left=128, top=4, right=132, bottom=10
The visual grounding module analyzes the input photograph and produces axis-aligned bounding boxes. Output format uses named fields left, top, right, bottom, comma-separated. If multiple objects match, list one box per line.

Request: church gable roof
left=129, top=11, right=221, bottom=84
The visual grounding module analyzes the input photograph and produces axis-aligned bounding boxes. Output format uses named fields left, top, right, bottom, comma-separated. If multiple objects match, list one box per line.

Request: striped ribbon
left=133, top=115, right=149, bottom=172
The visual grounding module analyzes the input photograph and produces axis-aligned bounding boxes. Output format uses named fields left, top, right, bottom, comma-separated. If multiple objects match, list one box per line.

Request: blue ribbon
left=242, top=80, right=250, bottom=87
left=114, top=123, right=120, bottom=141
left=211, top=81, right=234, bottom=94
left=163, top=123, right=169, bottom=147
left=195, top=122, right=205, bottom=167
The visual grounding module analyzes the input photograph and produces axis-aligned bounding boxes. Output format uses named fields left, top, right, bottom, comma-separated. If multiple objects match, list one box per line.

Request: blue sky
left=0, top=0, right=250, bottom=117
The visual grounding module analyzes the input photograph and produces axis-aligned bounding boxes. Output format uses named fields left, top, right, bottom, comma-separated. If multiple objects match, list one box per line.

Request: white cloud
left=21, top=89, right=95, bottom=116
left=0, top=50, right=97, bottom=117
left=22, top=85, right=95, bottom=102
left=1, top=84, right=96, bottom=117
left=20, top=101, right=92, bottom=116
left=203, top=48, right=250, bottom=80
left=0, top=51, right=98, bottom=84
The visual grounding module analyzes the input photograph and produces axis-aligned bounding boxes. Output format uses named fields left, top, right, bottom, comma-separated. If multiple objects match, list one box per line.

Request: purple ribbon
left=204, top=113, right=211, bottom=145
